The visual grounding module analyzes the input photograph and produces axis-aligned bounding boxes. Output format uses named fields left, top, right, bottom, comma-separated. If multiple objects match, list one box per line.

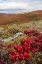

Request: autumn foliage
left=0, top=30, right=42, bottom=64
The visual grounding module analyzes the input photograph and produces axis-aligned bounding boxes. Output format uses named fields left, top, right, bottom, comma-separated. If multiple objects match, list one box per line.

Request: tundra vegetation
left=0, top=30, right=42, bottom=64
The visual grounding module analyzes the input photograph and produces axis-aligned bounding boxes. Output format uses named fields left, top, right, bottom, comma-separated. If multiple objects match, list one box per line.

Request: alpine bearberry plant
left=0, top=30, right=42, bottom=64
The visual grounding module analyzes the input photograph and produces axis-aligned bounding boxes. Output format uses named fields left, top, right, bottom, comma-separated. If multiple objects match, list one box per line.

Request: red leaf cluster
left=9, top=30, right=42, bottom=62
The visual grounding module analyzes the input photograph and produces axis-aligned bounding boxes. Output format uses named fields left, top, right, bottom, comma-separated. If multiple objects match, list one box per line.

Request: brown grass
left=0, top=10, right=42, bottom=25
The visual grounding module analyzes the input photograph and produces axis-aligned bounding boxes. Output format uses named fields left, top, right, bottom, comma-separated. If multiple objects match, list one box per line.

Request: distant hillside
left=0, top=10, right=42, bottom=25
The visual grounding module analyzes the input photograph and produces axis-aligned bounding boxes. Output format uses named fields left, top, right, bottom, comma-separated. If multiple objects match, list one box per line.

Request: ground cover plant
left=0, top=30, right=42, bottom=64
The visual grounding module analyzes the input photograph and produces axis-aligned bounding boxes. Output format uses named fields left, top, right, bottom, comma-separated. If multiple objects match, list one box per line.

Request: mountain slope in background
left=0, top=10, right=42, bottom=25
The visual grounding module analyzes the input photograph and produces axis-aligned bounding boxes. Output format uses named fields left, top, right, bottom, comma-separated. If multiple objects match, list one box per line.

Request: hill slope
left=0, top=10, right=42, bottom=25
